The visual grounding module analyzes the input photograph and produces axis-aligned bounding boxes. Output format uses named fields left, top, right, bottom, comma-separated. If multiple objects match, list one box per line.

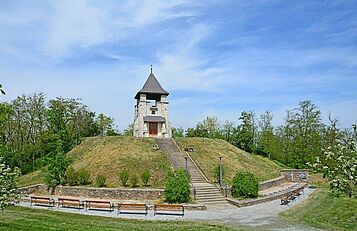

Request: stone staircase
left=156, top=138, right=228, bottom=206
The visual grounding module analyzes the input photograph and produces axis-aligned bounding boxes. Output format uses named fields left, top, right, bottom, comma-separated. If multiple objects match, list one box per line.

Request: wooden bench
left=117, top=203, right=148, bottom=215
left=85, top=200, right=114, bottom=212
left=30, top=196, right=55, bottom=207
left=154, top=204, right=184, bottom=216
left=281, top=187, right=304, bottom=205
left=58, top=198, right=84, bottom=209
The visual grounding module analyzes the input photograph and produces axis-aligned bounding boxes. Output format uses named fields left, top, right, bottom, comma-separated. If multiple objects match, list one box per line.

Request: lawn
left=280, top=175, right=357, bottom=231
left=175, top=137, right=281, bottom=183
left=0, top=206, right=236, bottom=231
left=18, top=136, right=172, bottom=188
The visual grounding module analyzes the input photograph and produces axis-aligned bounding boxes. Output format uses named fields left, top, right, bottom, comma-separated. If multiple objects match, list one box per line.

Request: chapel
left=133, top=69, right=172, bottom=138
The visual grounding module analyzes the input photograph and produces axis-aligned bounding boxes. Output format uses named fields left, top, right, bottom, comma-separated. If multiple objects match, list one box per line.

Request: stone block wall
left=259, top=176, right=286, bottom=191
left=18, top=184, right=164, bottom=201
left=281, top=169, right=309, bottom=182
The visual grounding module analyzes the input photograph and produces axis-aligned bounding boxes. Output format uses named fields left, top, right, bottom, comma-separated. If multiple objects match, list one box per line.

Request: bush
left=130, top=175, right=138, bottom=188
left=231, top=171, right=259, bottom=199
left=96, top=174, right=106, bottom=187
left=141, top=170, right=151, bottom=187
left=164, top=169, right=190, bottom=203
left=78, top=169, right=91, bottom=185
left=119, top=170, right=129, bottom=187
left=66, top=167, right=78, bottom=186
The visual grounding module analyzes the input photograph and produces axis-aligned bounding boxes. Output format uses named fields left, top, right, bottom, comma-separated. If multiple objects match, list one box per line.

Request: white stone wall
left=134, top=93, right=172, bottom=138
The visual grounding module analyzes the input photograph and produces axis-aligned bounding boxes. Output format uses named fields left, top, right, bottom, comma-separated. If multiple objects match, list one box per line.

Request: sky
left=0, top=0, right=356, bottom=130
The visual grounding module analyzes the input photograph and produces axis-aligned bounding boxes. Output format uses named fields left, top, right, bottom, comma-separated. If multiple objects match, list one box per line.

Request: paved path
left=19, top=188, right=319, bottom=230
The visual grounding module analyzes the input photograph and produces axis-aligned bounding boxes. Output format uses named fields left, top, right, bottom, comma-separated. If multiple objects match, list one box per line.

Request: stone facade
left=18, top=184, right=164, bottom=201
left=133, top=72, right=172, bottom=138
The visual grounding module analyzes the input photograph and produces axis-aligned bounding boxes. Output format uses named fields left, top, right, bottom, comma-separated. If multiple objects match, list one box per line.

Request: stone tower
left=133, top=71, right=172, bottom=138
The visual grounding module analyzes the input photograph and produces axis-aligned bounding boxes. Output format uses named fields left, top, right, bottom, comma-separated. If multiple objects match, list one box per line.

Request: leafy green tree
left=232, top=111, right=256, bottom=153
left=222, top=120, right=234, bottom=143
left=95, top=113, right=114, bottom=136
left=172, top=127, right=185, bottom=138
left=186, top=116, right=223, bottom=139
left=309, top=125, right=357, bottom=198
left=279, top=101, right=325, bottom=168
left=0, top=157, right=20, bottom=210
left=256, top=110, right=275, bottom=157
left=43, top=141, right=70, bottom=188
left=123, top=123, right=134, bottom=136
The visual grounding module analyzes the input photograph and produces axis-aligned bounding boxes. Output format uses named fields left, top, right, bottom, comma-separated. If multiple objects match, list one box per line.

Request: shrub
left=96, top=174, right=106, bottom=187
left=78, top=169, right=91, bottom=185
left=66, top=167, right=78, bottom=186
left=119, top=170, right=129, bottom=187
left=231, top=171, right=259, bottom=198
left=141, top=169, right=151, bottom=187
left=130, top=175, right=138, bottom=188
left=164, top=169, right=190, bottom=203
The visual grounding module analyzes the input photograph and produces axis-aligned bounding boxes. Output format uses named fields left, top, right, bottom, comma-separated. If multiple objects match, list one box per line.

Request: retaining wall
left=18, top=184, right=164, bottom=200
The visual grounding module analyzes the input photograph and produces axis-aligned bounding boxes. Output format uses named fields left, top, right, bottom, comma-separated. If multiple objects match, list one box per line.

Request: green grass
left=19, top=136, right=172, bottom=188
left=0, top=206, right=236, bottom=231
left=17, top=170, right=44, bottom=187
left=175, top=137, right=281, bottom=183
left=280, top=176, right=357, bottom=231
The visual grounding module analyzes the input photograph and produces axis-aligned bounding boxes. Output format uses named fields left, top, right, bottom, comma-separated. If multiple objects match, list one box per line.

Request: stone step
left=196, top=195, right=225, bottom=200
left=194, top=187, right=220, bottom=190
left=195, top=190, right=222, bottom=195
left=196, top=198, right=227, bottom=203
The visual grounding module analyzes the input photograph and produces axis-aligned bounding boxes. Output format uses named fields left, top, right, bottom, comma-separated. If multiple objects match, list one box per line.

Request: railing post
left=184, top=157, right=188, bottom=175
left=219, top=157, right=223, bottom=188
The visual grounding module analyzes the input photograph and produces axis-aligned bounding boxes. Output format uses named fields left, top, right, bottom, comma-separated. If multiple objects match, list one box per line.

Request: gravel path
left=18, top=188, right=320, bottom=231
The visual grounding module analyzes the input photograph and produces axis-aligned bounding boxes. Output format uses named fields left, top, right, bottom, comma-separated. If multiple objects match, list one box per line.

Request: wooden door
left=149, top=122, right=158, bottom=136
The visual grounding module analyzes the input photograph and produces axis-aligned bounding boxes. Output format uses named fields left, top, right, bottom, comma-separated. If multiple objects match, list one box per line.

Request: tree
left=222, top=120, right=234, bottom=143
left=308, top=126, right=357, bottom=198
left=172, top=127, right=185, bottom=138
left=256, top=111, right=276, bottom=157
left=280, top=101, right=325, bottom=168
left=232, top=111, right=256, bottom=153
left=186, top=116, right=223, bottom=139
left=0, top=157, right=20, bottom=210
left=123, top=123, right=134, bottom=136
left=95, top=113, right=114, bottom=136
left=43, top=141, right=70, bottom=188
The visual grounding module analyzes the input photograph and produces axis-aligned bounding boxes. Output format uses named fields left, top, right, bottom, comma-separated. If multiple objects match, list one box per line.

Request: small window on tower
left=152, top=110, right=156, bottom=115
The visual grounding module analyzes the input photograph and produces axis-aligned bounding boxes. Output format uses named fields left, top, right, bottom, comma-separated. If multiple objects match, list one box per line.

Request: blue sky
left=1, top=0, right=356, bottom=130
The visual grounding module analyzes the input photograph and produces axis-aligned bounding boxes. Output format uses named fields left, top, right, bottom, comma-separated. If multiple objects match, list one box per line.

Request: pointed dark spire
left=135, top=72, right=169, bottom=100
left=150, top=65, right=153, bottom=74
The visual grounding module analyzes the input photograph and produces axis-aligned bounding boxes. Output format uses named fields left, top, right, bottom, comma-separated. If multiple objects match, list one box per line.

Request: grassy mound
left=18, top=136, right=171, bottom=188
left=281, top=175, right=357, bottom=230
left=175, top=137, right=281, bottom=183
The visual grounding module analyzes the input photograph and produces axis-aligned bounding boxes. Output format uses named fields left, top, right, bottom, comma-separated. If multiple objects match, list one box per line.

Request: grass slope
left=0, top=206, right=236, bottom=231
left=19, top=136, right=172, bottom=188
left=281, top=175, right=357, bottom=231
left=175, top=137, right=281, bottom=183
